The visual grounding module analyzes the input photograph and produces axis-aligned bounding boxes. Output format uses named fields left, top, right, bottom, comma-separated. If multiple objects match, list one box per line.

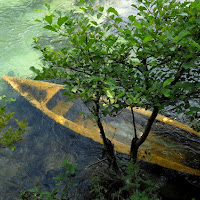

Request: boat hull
left=2, top=75, right=200, bottom=176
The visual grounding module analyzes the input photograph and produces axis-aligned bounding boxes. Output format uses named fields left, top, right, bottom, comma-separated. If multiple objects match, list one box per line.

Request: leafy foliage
left=23, top=0, right=200, bottom=198
left=0, top=95, right=27, bottom=151
left=110, top=0, right=200, bottom=115
left=90, top=176, right=108, bottom=200
left=122, top=161, right=157, bottom=200
left=19, top=160, right=79, bottom=200
left=89, top=161, right=157, bottom=200
left=31, top=0, right=199, bottom=161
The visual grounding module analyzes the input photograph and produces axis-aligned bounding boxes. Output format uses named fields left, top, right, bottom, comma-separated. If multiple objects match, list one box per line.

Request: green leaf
left=0, top=95, right=6, bottom=101
left=196, top=19, right=200, bottom=24
left=175, top=30, right=190, bottom=40
left=30, top=66, right=40, bottom=75
left=163, top=78, right=174, bottom=88
left=177, top=13, right=188, bottom=16
left=44, top=25, right=57, bottom=32
left=186, top=111, right=194, bottom=115
left=97, top=13, right=103, bottom=19
left=107, top=7, right=119, bottom=16
left=44, top=15, right=53, bottom=24
left=9, top=144, right=16, bottom=151
left=28, top=188, right=36, bottom=193
left=99, top=7, right=104, bottom=12
left=91, top=21, right=98, bottom=25
left=116, top=92, right=126, bottom=99
left=72, top=86, right=78, bottom=93
left=114, top=17, right=123, bottom=23
left=191, top=40, right=200, bottom=49
left=57, top=16, right=68, bottom=27
left=169, top=46, right=176, bottom=51
left=113, top=104, right=119, bottom=108
left=67, top=28, right=73, bottom=34
left=161, top=88, right=171, bottom=97
left=128, top=15, right=135, bottom=22
left=182, top=82, right=195, bottom=91
left=35, top=19, right=42, bottom=23
left=45, top=3, right=50, bottom=11
left=138, top=6, right=147, bottom=11
left=143, top=35, right=154, bottom=43
left=5, top=98, right=15, bottom=103
left=133, top=22, right=142, bottom=29
left=52, top=24, right=60, bottom=30
left=41, top=191, right=51, bottom=195
left=106, top=89, right=115, bottom=99
left=183, top=63, right=192, bottom=69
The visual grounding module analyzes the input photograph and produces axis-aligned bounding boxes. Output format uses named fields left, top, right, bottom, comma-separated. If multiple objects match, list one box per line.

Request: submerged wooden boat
left=2, top=75, right=200, bottom=176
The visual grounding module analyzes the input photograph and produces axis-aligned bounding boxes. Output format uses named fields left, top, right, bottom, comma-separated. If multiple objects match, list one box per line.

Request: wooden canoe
left=2, top=75, right=200, bottom=176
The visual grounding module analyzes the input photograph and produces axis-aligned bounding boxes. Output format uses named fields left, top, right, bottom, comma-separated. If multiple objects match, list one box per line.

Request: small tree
left=31, top=0, right=199, bottom=164
left=32, top=1, right=130, bottom=172
left=110, top=0, right=200, bottom=160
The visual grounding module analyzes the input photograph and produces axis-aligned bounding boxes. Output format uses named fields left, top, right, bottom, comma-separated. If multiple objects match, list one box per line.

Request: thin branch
left=131, top=106, right=138, bottom=139
left=85, top=158, right=107, bottom=169
left=65, top=65, right=92, bottom=76
left=136, top=106, right=158, bottom=147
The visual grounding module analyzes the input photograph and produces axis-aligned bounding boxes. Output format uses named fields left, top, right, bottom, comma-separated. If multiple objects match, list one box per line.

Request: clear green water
left=0, top=0, right=135, bottom=81
left=0, top=0, right=75, bottom=80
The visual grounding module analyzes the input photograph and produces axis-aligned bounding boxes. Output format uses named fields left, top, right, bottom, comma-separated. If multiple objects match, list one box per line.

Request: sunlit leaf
left=143, top=35, right=154, bottom=43
left=107, top=7, right=119, bottom=16
left=44, top=25, right=57, bottom=32
left=9, top=144, right=16, bottom=151
left=128, top=15, right=135, bottom=22
left=57, top=16, right=68, bottom=27
left=44, top=15, right=53, bottom=24
left=133, top=22, right=142, bottom=29
left=106, top=89, right=115, bottom=99
left=99, top=7, right=104, bottom=12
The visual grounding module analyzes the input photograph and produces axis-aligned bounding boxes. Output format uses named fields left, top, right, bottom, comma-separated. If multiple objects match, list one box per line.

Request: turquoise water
left=0, top=0, right=134, bottom=81
left=0, top=0, right=77, bottom=80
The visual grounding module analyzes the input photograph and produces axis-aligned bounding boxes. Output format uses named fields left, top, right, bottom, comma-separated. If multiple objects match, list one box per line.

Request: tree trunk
left=130, top=106, right=159, bottom=162
left=130, top=138, right=139, bottom=163
left=94, top=97, right=120, bottom=173
left=96, top=115, right=121, bottom=173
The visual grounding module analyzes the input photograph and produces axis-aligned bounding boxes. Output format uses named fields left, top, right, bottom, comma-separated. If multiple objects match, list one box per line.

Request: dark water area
left=0, top=83, right=200, bottom=200
left=0, top=85, right=102, bottom=199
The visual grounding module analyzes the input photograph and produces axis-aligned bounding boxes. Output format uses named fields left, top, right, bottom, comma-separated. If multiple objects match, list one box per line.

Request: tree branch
left=136, top=106, right=158, bottom=147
